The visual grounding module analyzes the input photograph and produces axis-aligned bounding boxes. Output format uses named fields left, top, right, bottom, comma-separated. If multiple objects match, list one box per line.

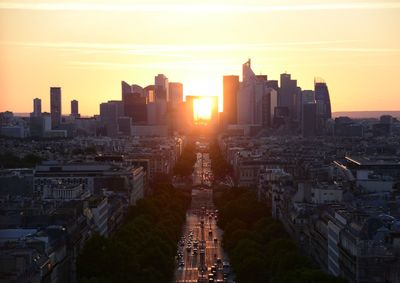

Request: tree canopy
left=77, top=184, right=191, bottom=283
left=213, top=187, right=347, bottom=283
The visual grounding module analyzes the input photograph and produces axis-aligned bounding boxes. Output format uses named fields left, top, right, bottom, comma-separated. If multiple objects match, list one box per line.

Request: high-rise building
left=71, top=100, right=79, bottom=117
left=278, top=73, right=298, bottom=118
left=155, top=74, right=169, bottom=101
left=33, top=98, right=41, bottom=117
left=314, top=78, right=332, bottom=120
left=100, top=101, right=123, bottom=137
left=223, top=75, right=239, bottom=125
left=261, top=88, right=278, bottom=127
left=302, top=102, right=317, bottom=137
left=237, top=60, right=257, bottom=125
left=121, top=82, right=147, bottom=124
left=237, top=60, right=275, bottom=127
left=168, top=82, right=183, bottom=109
left=50, top=87, right=61, bottom=129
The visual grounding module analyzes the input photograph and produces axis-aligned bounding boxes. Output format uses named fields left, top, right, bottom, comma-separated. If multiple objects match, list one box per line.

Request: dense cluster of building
left=1, top=60, right=400, bottom=282
left=221, top=59, right=332, bottom=137
left=0, top=136, right=184, bottom=282
left=0, top=72, right=221, bottom=139
left=218, top=131, right=400, bottom=282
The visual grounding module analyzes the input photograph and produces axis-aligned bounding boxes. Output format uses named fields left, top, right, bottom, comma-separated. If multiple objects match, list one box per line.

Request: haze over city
left=1, top=0, right=400, bottom=115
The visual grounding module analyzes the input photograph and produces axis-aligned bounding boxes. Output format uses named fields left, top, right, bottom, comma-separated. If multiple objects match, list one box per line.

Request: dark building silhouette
left=279, top=73, right=298, bottom=118
left=123, top=93, right=147, bottom=124
left=302, top=103, right=317, bottom=137
left=155, top=74, right=168, bottom=101
left=50, top=87, right=61, bottom=129
left=100, top=101, right=123, bottom=137
left=71, top=100, right=79, bottom=117
left=223, top=75, right=239, bottom=125
left=121, top=81, right=147, bottom=124
left=314, top=79, right=332, bottom=120
left=33, top=98, right=41, bottom=117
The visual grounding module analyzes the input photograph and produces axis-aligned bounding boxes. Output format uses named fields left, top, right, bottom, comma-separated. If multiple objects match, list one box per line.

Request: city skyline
left=1, top=0, right=400, bottom=115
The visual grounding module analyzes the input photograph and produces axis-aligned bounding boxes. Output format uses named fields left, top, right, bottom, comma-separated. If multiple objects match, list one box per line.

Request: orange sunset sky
left=0, top=0, right=400, bottom=116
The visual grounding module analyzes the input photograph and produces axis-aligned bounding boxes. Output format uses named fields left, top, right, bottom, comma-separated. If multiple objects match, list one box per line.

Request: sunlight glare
left=193, top=97, right=213, bottom=123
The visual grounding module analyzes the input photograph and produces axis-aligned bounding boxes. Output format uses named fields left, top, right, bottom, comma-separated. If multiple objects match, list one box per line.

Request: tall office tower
left=71, top=100, right=79, bottom=117
left=314, top=78, right=332, bottom=120
left=155, top=74, right=169, bottom=101
left=168, top=82, right=183, bottom=109
left=237, top=60, right=257, bottom=124
left=100, top=101, right=123, bottom=137
left=223, top=75, right=239, bottom=125
left=302, top=102, right=317, bottom=137
left=261, top=88, right=278, bottom=127
left=278, top=73, right=298, bottom=118
left=33, top=98, right=42, bottom=117
left=237, top=59, right=274, bottom=127
left=121, top=82, right=147, bottom=124
left=50, top=87, right=61, bottom=129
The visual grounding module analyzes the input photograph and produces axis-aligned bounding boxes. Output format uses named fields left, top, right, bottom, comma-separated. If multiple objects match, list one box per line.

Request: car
left=179, top=261, right=185, bottom=267
left=213, top=237, right=218, bottom=242
left=209, top=230, right=212, bottom=236
left=216, top=258, right=222, bottom=264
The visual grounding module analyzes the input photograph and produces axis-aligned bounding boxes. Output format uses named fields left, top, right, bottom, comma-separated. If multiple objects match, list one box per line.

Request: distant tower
left=155, top=74, right=169, bottom=101
left=279, top=73, right=298, bottom=118
left=50, top=87, right=61, bottom=129
left=314, top=78, right=332, bottom=120
left=71, top=99, right=79, bottom=117
left=33, top=98, right=42, bottom=117
left=302, top=102, right=317, bottom=137
left=168, top=82, right=183, bottom=109
left=223, top=75, right=239, bottom=125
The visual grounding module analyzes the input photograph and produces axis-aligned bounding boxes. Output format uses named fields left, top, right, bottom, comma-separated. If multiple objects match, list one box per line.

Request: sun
left=193, top=97, right=213, bottom=123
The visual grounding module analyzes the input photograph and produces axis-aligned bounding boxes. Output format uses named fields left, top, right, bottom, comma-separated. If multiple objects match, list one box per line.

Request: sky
left=0, top=0, right=400, bottom=116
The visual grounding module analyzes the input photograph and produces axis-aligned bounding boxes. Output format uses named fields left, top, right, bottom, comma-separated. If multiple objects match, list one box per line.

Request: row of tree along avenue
left=77, top=184, right=191, bottom=283
left=173, top=141, right=197, bottom=177
left=209, top=141, right=232, bottom=180
left=213, top=186, right=347, bottom=283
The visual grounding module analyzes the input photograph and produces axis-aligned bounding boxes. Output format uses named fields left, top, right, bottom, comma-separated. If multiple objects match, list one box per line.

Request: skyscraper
left=121, top=82, right=148, bottom=124
left=100, top=101, right=123, bottom=136
left=302, top=102, right=317, bottom=137
left=237, top=60, right=256, bottom=124
left=155, top=74, right=169, bottom=101
left=33, top=98, right=41, bottom=117
left=223, top=75, right=239, bottom=125
left=237, top=60, right=275, bottom=127
left=168, top=82, right=183, bottom=109
left=278, top=73, right=298, bottom=118
left=314, top=78, right=332, bottom=120
left=71, top=100, right=79, bottom=117
left=50, top=87, right=61, bottom=129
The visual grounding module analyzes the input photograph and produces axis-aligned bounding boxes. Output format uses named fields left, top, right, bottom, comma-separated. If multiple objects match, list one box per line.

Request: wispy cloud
left=1, top=2, right=400, bottom=13
left=1, top=39, right=363, bottom=54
